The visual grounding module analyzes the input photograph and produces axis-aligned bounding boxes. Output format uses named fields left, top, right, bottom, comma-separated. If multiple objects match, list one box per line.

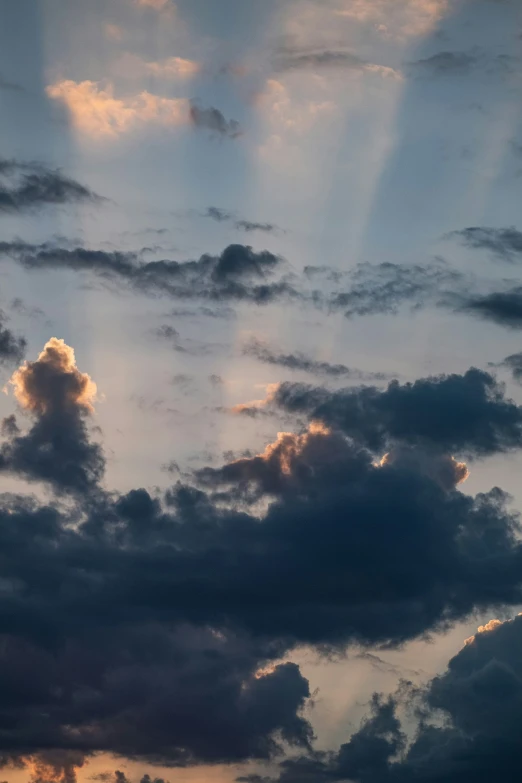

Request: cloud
left=450, top=226, right=522, bottom=260
left=202, top=207, right=280, bottom=234
left=243, top=337, right=390, bottom=381
left=0, top=313, right=26, bottom=365
left=261, top=612, right=522, bottom=783
left=273, top=48, right=402, bottom=80
left=46, top=80, right=189, bottom=138
left=0, top=338, right=104, bottom=494
left=409, top=50, right=477, bottom=74
left=0, top=158, right=101, bottom=213
left=0, top=240, right=298, bottom=306
left=460, top=289, right=522, bottom=329
left=267, top=368, right=522, bottom=458
left=495, top=352, right=522, bottom=382
left=333, top=0, right=448, bottom=39
left=189, top=102, right=242, bottom=138
left=1, top=341, right=522, bottom=769
left=144, top=56, right=200, bottom=79
left=329, top=259, right=464, bottom=317
left=0, top=74, right=23, bottom=92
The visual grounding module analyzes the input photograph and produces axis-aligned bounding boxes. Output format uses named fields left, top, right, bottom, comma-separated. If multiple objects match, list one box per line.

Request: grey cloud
left=0, top=158, right=101, bottom=214
left=274, top=48, right=368, bottom=72
left=243, top=337, right=389, bottom=381
left=203, top=207, right=280, bottom=234
left=460, top=289, right=522, bottom=328
left=0, top=314, right=26, bottom=365
left=495, top=352, right=522, bottom=382
left=269, top=368, right=522, bottom=458
left=409, top=51, right=478, bottom=74
left=189, top=103, right=242, bottom=139
left=450, top=226, right=522, bottom=260
left=0, top=240, right=297, bottom=306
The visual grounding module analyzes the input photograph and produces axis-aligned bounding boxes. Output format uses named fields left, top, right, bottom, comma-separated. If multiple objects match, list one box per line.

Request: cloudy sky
left=2, top=0, right=522, bottom=782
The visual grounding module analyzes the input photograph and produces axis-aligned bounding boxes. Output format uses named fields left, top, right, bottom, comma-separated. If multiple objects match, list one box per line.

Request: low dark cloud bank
left=2, top=343, right=522, bottom=777
left=0, top=158, right=101, bottom=214
left=251, top=614, right=522, bottom=783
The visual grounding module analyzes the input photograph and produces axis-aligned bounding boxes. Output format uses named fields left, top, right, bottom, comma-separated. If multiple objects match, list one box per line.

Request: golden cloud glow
left=46, top=80, right=189, bottom=138
left=378, top=449, right=469, bottom=489
left=231, top=382, right=280, bottom=414
left=10, top=338, right=97, bottom=415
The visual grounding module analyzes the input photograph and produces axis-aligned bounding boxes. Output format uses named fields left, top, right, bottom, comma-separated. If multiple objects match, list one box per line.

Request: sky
left=3, top=0, right=522, bottom=781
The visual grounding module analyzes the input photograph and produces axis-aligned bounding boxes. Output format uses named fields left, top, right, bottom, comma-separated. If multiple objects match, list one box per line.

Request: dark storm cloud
left=189, top=102, right=242, bottom=138
left=0, top=159, right=101, bottom=213
left=329, top=260, right=464, bottom=317
left=460, top=288, right=522, bottom=328
left=254, top=614, right=522, bottom=783
left=203, top=207, right=280, bottom=234
left=0, top=338, right=104, bottom=494
left=450, top=226, right=522, bottom=260
left=243, top=337, right=389, bottom=381
left=0, top=392, right=522, bottom=767
left=267, top=367, right=522, bottom=458
left=0, top=240, right=298, bottom=305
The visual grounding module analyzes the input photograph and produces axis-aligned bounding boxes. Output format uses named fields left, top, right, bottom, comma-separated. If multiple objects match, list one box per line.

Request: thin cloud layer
left=451, top=226, right=522, bottom=260
left=203, top=207, right=280, bottom=234
left=0, top=158, right=101, bottom=213
left=243, top=337, right=389, bottom=380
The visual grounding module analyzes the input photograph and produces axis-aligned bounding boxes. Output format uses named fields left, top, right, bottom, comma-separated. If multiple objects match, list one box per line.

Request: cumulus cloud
left=261, top=612, right=522, bottom=783
left=243, top=337, right=390, bottom=381
left=0, top=338, right=104, bottom=493
left=46, top=80, right=189, bottom=138
left=0, top=339, right=522, bottom=771
left=0, top=158, right=101, bottom=213
left=189, top=102, right=242, bottom=138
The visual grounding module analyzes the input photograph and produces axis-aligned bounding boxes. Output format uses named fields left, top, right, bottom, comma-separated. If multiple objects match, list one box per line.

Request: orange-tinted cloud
left=334, top=0, right=448, bottom=38
left=46, top=80, right=189, bottom=138
left=10, top=337, right=97, bottom=416
left=144, top=56, right=200, bottom=78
